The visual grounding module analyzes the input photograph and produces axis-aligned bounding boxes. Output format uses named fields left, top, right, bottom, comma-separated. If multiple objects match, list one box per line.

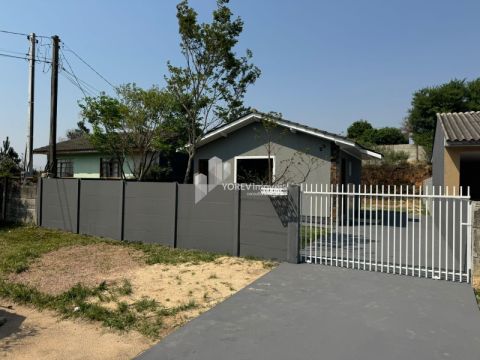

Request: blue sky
left=1, top=0, right=479, bottom=168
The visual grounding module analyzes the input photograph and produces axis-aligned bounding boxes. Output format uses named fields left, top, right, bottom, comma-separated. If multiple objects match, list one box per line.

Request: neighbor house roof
left=33, top=136, right=98, bottom=155
left=437, top=111, right=480, bottom=144
left=198, top=112, right=383, bottom=160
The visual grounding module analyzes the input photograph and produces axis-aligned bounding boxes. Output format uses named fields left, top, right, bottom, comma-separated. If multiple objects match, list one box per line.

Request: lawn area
left=0, top=224, right=275, bottom=359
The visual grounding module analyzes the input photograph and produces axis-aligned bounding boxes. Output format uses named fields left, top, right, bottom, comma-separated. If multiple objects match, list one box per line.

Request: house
left=193, top=112, right=382, bottom=186
left=432, top=111, right=480, bottom=199
left=33, top=137, right=186, bottom=180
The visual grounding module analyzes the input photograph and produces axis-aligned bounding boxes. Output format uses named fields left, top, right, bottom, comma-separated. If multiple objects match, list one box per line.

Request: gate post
left=471, top=201, right=480, bottom=287
left=287, top=185, right=301, bottom=264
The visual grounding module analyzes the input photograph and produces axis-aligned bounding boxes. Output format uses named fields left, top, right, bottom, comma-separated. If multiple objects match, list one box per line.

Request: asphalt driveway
left=137, top=264, right=480, bottom=360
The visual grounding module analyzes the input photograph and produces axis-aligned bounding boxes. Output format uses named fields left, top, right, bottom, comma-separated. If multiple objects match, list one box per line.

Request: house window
left=235, top=156, right=274, bottom=184
left=57, top=159, right=73, bottom=178
left=198, top=159, right=209, bottom=181
left=100, top=158, right=120, bottom=178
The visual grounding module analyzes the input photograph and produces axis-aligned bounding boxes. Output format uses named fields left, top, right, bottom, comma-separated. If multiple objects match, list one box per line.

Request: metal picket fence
left=300, top=184, right=472, bottom=283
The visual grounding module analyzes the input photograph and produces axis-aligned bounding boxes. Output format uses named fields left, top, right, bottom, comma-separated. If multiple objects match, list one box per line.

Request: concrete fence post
left=36, top=177, right=43, bottom=226
left=287, top=185, right=301, bottom=264
left=76, top=179, right=81, bottom=234
left=233, top=188, right=241, bottom=256
left=471, top=201, right=480, bottom=287
left=173, top=182, right=178, bottom=248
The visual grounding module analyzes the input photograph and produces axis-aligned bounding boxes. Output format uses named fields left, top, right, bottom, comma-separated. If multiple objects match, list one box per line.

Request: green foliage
left=371, top=127, right=408, bottom=145
left=347, top=120, right=373, bottom=140
left=347, top=121, right=407, bottom=147
left=65, top=121, right=90, bottom=140
left=0, top=137, right=21, bottom=177
left=406, top=78, right=480, bottom=153
left=166, top=0, right=261, bottom=182
left=80, top=84, right=181, bottom=180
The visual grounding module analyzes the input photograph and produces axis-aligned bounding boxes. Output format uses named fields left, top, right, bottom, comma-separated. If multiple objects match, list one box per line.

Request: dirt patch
left=9, top=244, right=145, bottom=295
left=0, top=303, right=153, bottom=360
left=103, top=256, right=270, bottom=319
left=3, top=245, right=273, bottom=358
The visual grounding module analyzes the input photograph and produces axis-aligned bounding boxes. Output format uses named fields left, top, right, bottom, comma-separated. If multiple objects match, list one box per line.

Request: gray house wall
left=194, top=122, right=332, bottom=185
left=432, top=120, right=445, bottom=187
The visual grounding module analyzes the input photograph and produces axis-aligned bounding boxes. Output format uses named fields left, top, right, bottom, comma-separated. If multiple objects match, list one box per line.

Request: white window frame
left=233, top=155, right=276, bottom=183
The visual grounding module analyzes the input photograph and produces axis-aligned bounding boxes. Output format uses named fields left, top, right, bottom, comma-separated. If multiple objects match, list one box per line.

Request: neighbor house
left=193, top=112, right=382, bottom=186
left=33, top=137, right=186, bottom=180
left=34, top=137, right=128, bottom=178
left=432, top=111, right=480, bottom=200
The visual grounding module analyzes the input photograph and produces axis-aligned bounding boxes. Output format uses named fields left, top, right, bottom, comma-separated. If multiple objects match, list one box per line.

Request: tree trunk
left=183, top=152, right=194, bottom=184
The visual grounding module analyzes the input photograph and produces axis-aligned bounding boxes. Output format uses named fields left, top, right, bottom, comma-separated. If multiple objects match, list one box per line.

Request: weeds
left=0, top=279, right=200, bottom=339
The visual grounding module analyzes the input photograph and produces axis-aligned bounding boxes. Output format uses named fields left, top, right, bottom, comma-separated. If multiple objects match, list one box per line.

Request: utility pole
left=47, top=35, right=60, bottom=178
left=24, top=32, right=36, bottom=179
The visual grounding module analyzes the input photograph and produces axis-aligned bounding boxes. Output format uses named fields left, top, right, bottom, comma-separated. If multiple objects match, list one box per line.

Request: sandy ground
left=0, top=303, right=153, bottom=360
left=9, top=244, right=145, bottom=295
left=1, top=244, right=273, bottom=359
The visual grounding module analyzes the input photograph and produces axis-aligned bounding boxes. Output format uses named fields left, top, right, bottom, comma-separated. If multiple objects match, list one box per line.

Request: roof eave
left=197, top=113, right=382, bottom=160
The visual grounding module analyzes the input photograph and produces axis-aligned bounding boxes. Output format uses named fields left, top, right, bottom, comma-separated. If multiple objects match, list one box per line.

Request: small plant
left=117, top=279, right=133, bottom=296
left=134, top=298, right=158, bottom=313
left=208, top=273, right=218, bottom=279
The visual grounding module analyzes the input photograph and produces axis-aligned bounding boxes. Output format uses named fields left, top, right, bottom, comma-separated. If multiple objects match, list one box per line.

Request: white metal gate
left=300, top=184, right=472, bottom=283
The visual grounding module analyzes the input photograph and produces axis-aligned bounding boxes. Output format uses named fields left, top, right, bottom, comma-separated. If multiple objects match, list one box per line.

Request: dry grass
left=8, top=244, right=145, bottom=295
left=0, top=225, right=276, bottom=359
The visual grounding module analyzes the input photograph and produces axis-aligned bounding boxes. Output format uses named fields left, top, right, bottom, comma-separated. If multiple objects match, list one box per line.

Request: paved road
left=136, top=264, right=480, bottom=360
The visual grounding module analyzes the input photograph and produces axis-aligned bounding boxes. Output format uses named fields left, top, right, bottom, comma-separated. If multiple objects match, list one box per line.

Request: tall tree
left=0, top=137, right=21, bottom=177
left=166, top=0, right=261, bottom=183
left=347, top=120, right=373, bottom=141
left=406, top=78, right=480, bottom=152
left=66, top=121, right=90, bottom=140
left=347, top=120, right=407, bottom=146
left=80, top=84, right=177, bottom=180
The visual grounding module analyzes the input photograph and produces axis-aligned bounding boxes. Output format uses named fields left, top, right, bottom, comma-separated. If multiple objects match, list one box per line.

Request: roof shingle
left=33, top=136, right=97, bottom=154
left=437, top=111, right=480, bottom=143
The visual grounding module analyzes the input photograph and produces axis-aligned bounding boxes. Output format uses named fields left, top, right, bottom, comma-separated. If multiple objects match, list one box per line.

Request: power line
left=60, top=50, right=88, bottom=97
left=62, top=43, right=116, bottom=90
left=0, top=29, right=49, bottom=38
left=0, top=52, right=51, bottom=63
left=0, top=48, right=28, bottom=56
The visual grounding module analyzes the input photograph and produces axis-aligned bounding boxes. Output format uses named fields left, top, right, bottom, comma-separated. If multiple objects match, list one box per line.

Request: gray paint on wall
left=79, top=180, right=123, bottom=240
left=177, top=185, right=237, bottom=255
left=41, top=178, right=78, bottom=232
left=194, top=122, right=332, bottom=185
left=38, top=180, right=299, bottom=262
left=123, top=182, right=176, bottom=246
left=239, top=190, right=289, bottom=261
left=432, top=120, right=445, bottom=187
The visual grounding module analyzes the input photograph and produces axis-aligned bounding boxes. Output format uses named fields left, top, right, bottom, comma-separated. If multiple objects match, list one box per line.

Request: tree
left=347, top=120, right=407, bottom=146
left=166, top=0, right=261, bottom=183
left=80, top=84, right=177, bottom=181
left=66, top=121, right=90, bottom=140
left=371, top=127, right=408, bottom=145
left=347, top=120, right=373, bottom=141
left=0, top=137, right=21, bottom=177
left=406, top=78, right=480, bottom=152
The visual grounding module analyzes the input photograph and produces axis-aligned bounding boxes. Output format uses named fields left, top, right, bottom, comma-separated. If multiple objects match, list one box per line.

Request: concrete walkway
left=137, top=264, right=480, bottom=360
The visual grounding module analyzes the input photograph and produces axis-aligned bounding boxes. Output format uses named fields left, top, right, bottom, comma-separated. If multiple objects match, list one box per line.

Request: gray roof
left=199, top=112, right=382, bottom=160
left=33, top=136, right=97, bottom=154
left=437, top=111, right=480, bottom=143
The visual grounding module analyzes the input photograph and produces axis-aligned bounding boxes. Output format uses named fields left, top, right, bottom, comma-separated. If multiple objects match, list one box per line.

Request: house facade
left=34, top=137, right=136, bottom=179
left=432, top=111, right=480, bottom=200
left=193, top=113, right=382, bottom=186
